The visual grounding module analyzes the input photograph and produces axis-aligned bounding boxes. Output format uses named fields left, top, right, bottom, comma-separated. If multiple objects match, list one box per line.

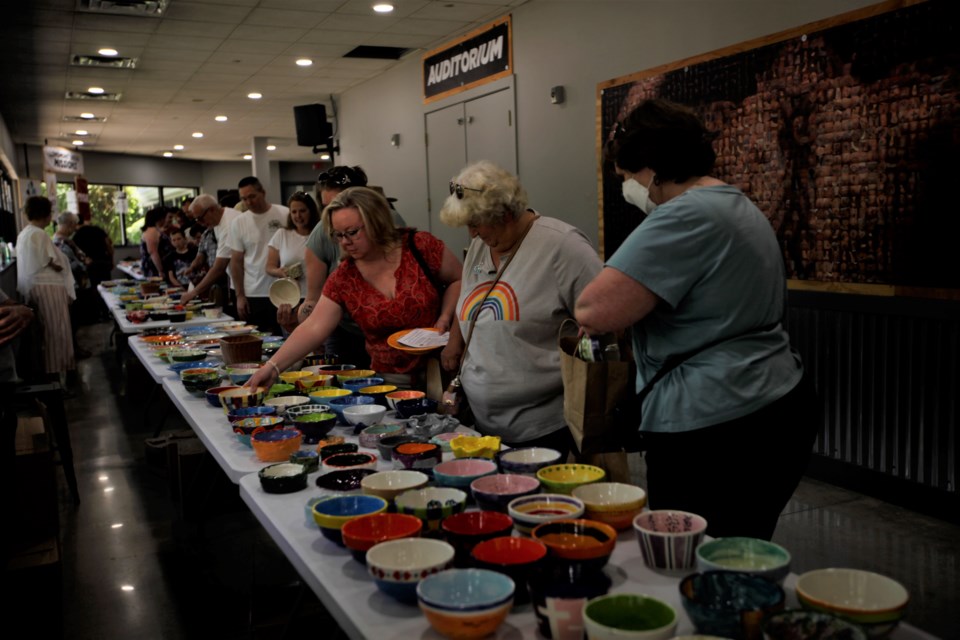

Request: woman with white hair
left=53, top=211, right=89, bottom=290
left=439, top=161, right=602, bottom=455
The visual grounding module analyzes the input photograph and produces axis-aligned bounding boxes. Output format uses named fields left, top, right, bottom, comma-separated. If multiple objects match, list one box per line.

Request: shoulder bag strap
left=405, top=228, right=445, bottom=295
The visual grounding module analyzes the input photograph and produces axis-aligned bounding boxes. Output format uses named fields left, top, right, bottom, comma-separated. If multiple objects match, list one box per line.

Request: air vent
left=343, top=46, right=409, bottom=61
left=71, top=54, right=138, bottom=69
left=63, top=115, right=108, bottom=123
left=76, top=0, right=168, bottom=17
left=66, top=91, right=122, bottom=102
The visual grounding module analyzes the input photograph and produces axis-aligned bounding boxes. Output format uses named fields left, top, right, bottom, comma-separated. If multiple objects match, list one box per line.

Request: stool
left=14, top=382, right=80, bottom=504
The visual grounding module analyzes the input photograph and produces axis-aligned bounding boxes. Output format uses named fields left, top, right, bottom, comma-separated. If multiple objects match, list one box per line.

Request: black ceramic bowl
left=376, top=435, right=428, bottom=462
left=394, top=397, right=439, bottom=419
left=318, top=442, right=359, bottom=460
left=167, top=310, right=187, bottom=323
left=258, top=462, right=308, bottom=494
left=290, top=412, right=337, bottom=444
left=315, top=468, right=379, bottom=492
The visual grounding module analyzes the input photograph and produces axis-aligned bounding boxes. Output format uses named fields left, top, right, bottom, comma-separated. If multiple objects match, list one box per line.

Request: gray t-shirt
left=607, top=184, right=802, bottom=433
left=458, top=215, right=602, bottom=443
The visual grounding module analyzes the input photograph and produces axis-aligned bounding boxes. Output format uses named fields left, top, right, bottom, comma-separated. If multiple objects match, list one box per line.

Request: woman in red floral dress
left=248, top=187, right=462, bottom=388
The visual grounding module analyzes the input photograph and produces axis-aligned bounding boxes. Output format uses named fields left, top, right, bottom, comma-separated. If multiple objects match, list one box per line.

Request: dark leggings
left=643, top=373, right=819, bottom=540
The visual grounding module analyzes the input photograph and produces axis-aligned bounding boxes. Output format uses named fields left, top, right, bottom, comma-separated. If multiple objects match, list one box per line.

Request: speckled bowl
left=258, top=462, right=308, bottom=494
left=471, top=473, right=541, bottom=512
left=680, top=571, right=786, bottom=639
left=536, top=464, right=605, bottom=495
left=358, top=423, right=404, bottom=449
left=321, top=451, right=378, bottom=475
left=315, top=468, right=378, bottom=493
left=696, top=537, right=791, bottom=583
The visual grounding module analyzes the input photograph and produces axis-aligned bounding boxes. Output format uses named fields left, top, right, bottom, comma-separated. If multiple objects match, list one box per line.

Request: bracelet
left=266, top=360, right=281, bottom=377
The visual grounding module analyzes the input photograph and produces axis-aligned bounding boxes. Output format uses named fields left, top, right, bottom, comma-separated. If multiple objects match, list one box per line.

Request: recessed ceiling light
left=111, top=523, right=124, bottom=529
left=75, top=130, right=88, bottom=136
left=98, top=48, right=119, bottom=57
left=121, top=585, right=135, bottom=592
left=247, top=92, right=262, bottom=100
left=80, top=112, right=95, bottom=119
left=104, top=487, right=115, bottom=493
left=163, top=151, right=173, bottom=157
left=173, top=144, right=184, bottom=150
left=243, top=154, right=252, bottom=160
left=320, top=153, right=331, bottom=160
left=192, top=132, right=203, bottom=138
left=296, top=58, right=313, bottom=67
left=214, top=115, right=228, bottom=122
left=266, top=145, right=276, bottom=151
left=87, top=86, right=105, bottom=94
left=72, top=140, right=84, bottom=146
left=373, top=3, right=394, bottom=13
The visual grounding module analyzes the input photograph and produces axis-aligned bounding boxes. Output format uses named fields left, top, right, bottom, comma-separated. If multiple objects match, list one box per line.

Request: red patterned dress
left=323, top=230, right=444, bottom=373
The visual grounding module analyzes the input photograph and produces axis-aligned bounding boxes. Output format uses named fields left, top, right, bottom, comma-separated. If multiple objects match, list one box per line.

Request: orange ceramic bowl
left=531, top=518, right=617, bottom=569
left=250, top=428, right=302, bottom=462
left=385, top=389, right=426, bottom=410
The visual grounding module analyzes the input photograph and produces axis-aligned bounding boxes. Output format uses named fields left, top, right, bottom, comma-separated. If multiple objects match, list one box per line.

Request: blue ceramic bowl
left=169, top=360, right=220, bottom=374
left=417, top=568, right=515, bottom=638
left=205, top=385, right=240, bottom=408
left=341, top=376, right=385, bottom=394
left=311, top=494, right=389, bottom=545
left=432, top=457, right=499, bottom=491
left=680, top=571, right=786, bottom=639
left=327, top=394, right=376, bottom=425
left=394, top=397, right=438, bottom=419
left=226, top=405, right=277, bottom=423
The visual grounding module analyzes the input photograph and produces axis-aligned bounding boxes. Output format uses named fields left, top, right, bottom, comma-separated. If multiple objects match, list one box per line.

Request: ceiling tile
left=316, top=14, right=398, bottom=33
left=412, top=2, right=510, bottom=21
left=73, top=13, right=161, bottom=35
left=259, top=0, right=343, bottom=11
left=154, top=18, right=238, bottom=38
left=388, top=17, right=473, bottom=36
left=163, top=1, right=253, bottom=24
left=230, top=24, right=308, bottom=42
left=336, top=0, right=430, bottom=19
left=242, top=8, right=329, bottom=29
left=217, top=39, right=289, bottom=55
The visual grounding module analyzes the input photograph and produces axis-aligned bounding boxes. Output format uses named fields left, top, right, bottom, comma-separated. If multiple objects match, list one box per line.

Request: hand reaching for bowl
left=246, top=362, right=278, bottom=390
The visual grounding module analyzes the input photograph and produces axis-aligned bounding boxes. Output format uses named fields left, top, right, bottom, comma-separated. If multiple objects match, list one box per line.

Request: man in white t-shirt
left=230, top=176, right=288, bottom=333
left=179, top=194, right=240, bottom=307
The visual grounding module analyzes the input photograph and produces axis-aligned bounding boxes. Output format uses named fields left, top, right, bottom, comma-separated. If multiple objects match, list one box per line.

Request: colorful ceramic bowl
left=531, top=518, right=618, bottom=570
left=432, top=458, right=499, bottom=491
left=794, top=568, right=909, bottom=637
left=392, top=441, right=442, bottom=473
left=583, top=593, right=679, bottom=640
left=295, top=373, right=334, bottom=391
left=308, top=387, right=352, bottom=404
left=417, top=568, right=514, bottom=639
left=314, top=468, right=378, bottom=493
left=250, top=427, right=302, bottom=462
left=219, top=386, right=267, bottom=412
left=302, top=363, right=355, bottom=374
left=180, top=368, right=222, bottom=396
left=359, top=384, right=398, bottom=406
left=169, top=360, right=220, bottom=374
left=394, top=487, right=468, bottom=532
left=226, top=405, right=277, bottom=423
left=450, top=435, right=501, bottom=460
left=205, top=385, right=240, bottom=408
left=327, top=394, right=376, bottom=424
left=335, top=369, right=377, bottom=383
left=289, top=411, right=337, bottom=444
left=571, top=482, right=648, bottom=531
left=341, top=376, right=385, bottom=394
left=696, top=537, right=791, bottom=583
left=367, top=537, right=455, bottom=604
left=358, top=423, right=404, bottom=449
left=429, top=431, right=461, bottom=453
left=341, top=513, right=423, bottom=564
left=440, top=511, right=515, bottom=566
left=385, top=389, right=426, bottom=410
left=321, top=452, right=378, bottom=475
left=288, top=450, right=319, bottom=473
left=536, top=464, right=605, bottom=495
left=232, top=416, right=284, bottom=447
left=497, top=446, right=563, bottom=476
left=376, top=434, right=427, bottom=462
left=318, top=442, right=358, bottom=460
left=342, top=404, right=387, bottom=429
left=470, top=535, right=547, bottom=604
left=680, top=571, right=787, bottom=639
left=633, top=510, right=708, bottom=571
left=763, top=610, right=869, bottom=640
left=225, top=365, right=263, bottom=385
left=258, top=462, right=308, bottom=494
left=360, top=470, right=430, bottom=502
left=471, top=473, right=541, bottom=512
left=278, top=370, right=314, bottom=386
left=507, top=493, right=586, bottom=536
left=283, top=403, right=330, bottom=422
left=311, top=494, right=389, bottom=545
left=263, top=395, right=310, bottom=412
left=266, top=383, right=297, bottom=398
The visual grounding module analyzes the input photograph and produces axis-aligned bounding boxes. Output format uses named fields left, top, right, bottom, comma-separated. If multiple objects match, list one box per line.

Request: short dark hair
left=144, top=206, right=168, bottom=229
left=286, top=192, right=321, bottom=231
left=186, top=223, right=204, bottom=238
left=317, top=165, right=367, bottom=190
left=238, top=176, right=263, bottom=191
left=606, top=99, right=718, bottom=183
left=24, top=196, right=52, bottom=221
left=169, top=227, right=185, bottom=238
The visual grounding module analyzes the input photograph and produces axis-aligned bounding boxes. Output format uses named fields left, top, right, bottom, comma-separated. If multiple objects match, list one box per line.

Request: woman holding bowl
left=440, top=161, right=602, bottom=455
left=266, top=190, right=320, bottom=301
left=575, top=98, right=817, bottom=540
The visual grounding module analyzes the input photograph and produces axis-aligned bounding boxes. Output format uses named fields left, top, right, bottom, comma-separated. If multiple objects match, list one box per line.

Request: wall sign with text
left=43, top=145, right=84, bottom=175
left=422, top=15, right=512, bottom=104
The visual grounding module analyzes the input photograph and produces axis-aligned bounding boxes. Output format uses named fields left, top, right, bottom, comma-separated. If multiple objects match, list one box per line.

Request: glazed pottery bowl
left=528, top=562, right=612, bottom=640
left=225, top=365, right=263, bottom=385
left=696, top=537, right=791, bottom=583
left=219, top=386, right=267, bottom=412
left=360, top=470, right=430, bottom=502
left=507, top=493, right=586, bottom=536
left=295, top=373, right=334, bottom=392
left=289, top=450, right=319, bottom=473
left=263, top=395, right=310, bottom=413
left=171, top=349, right=207, bottom=363
left=327, top=395, right=376, bottom=425
left=231, top=415, right=285, bottom=436
left=471, top=473, right=541, bottom=512
left=289, top=411, right=337, bottom=444
left=278, top=370, right=313, bottom=386
left=537, top=464, right=605, bottom=495
left=633, top=510, right=708, bottom=571
left=311, top=494, right=389, bottom=545
left=250, top=428, right=302, bottom=462
left=531, top=518, right=618, bottom=570
left=583, top=593, right=679, bottom=640
left=430, top=431, right=461, bottom=453
left=226, top=405, right=277, bottom=423
left=470, top=536, right=547, bottom=604
left=571, top=482, right=648, bottom=531
left=432, top=458, right=498, bottom=491
left=322, top=452, right=377, bottom=475
left=315, top=468, right=378, bottom=493
left=497, top=447, right=563, bottom=477
left=394, top=397, right=439, bottom=419
left=180, top=369, right=221, bottom=396
left=794, top=568, right=909, bottom=637
left=341, top=513, right=423, bottom=564
left=385, top=389, right=425, bottom=410
left=318, top=442, right=358, bottom=460
left=367, top=537, right=455, bottom=604
left=308, top=388, right=352, bottom=404
left=376, top=434, right=427, bottom=462
left=441, top=510, right=514, bottom=566
left=314, top=435, right=345, bottom=451
left=205, top=385, right=240, bottom=408
left=342, top=404, right=387, bottom=430
left=394, top=487, right=468, bottom=532
left=341, top=376, right=385, bottom=394
left=283, top=403, right=330, bottom=422
left=303, top=363, right=355, bottom=374
left=335, top=369, right=377, bottom=384
left=358, top=423, right=404, bottom=449
left=359, top=384, right=398, bottom=406
left=169, top=360, right=220, bottom=374
left=763, top=610, right=869, bottom=640
left=267, top=383, right=297, bottom=398
left=258, top=462, right=308, bottom=494
left=450, top=435, right=501, bottom=460
left=681, top=571, right=786, bottom=638
left=392, top=441, right=442, bottom=473
left=417, top=568, right=514, bottom=639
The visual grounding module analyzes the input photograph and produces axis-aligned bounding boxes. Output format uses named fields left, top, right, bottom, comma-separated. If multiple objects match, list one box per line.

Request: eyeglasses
left=449, top=182, right=483, bottom=199
left=332, top=225, right=364, bottom=242
left=189, top=205, right=216, bottom=222
left=318, top=171, right=353, bottom=188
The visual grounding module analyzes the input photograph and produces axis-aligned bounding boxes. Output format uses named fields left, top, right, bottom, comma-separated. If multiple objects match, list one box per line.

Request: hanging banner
left=422, top=15, right=512, bottom=104
left=43, top=145, right=84, bottom=175
left=75, top=176, right=90, bottom=221
left=44, top=172, right=59, bottom=214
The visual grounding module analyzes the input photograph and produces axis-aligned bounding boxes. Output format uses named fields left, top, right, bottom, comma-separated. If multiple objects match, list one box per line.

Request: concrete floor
left=48, top=322, right=957, bottom=638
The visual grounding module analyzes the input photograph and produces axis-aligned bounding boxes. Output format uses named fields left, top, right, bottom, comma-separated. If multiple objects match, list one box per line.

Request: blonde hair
left=440, top=160, right=528, bottom=227
left=322, top=186, right=399, bottom=254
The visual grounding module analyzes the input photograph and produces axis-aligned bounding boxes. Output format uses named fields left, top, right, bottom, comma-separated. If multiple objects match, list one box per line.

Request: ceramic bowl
left=278, top=370, right=313, bottom=386
left=394, top=487, right=468, bottom=532
left=267, top=383, right=297, bottom=398
left=317, top=442, right=358, bottom=460
left=180, top=368, right=221, bottom=396
left=680, top=571, right=786, bottom=639
left=303, top=363, right=356, bottom=374
left=537, top=464, right=605, bottom=495
left=497, top=446, right=564, bottom=476
left=367, top=538, right=455, bottom=604
left=288, top=450, right=319, bottom=473
left=583, top=593, right=679, bottom=640
left=376, top=434, right=427, bottom=462
left=168, top=360, right=220, bottom=374
left=342, top=404, right=387, bottom=430
left=311, top=494, right=389, bottom=545
left=308, top=388, right=352, bottom=404
left=327, top=395, right=376, bottom=425
left=314, top=435, right=345, bottom=452
left=531, top=518, right=618, bottom=570
left=633, top=510, right=708, bottom=571
left=321, top=452, right=377, bottom=475
left=263, top=395, right=310, bottom=413
left=341, top=513, right=423, bottom=564
left=202, top=307, right=222, bottom=319
left=314, top=468, right=378, bottom=493
left=385, top=389, right=426, bottom=410
left=341, top=376, right=385, bottom=394
left=794, top=568, right=909, bottom=637
left=335, top=369, right=377, bottom=384
left=171, top=349, right=207, bottom=363
left=359, top=384, right=398, bottom=406
left=225, top=365, right=263, bottom=385
left=432, top=457, right=499, bottom=491
left=441, top=511, right=515, bottom=566
left=450, top=435, right=501, bottom=460
left=429, top=431, right=461, bottom=452
left=392, top=441, right=442, bottom=473
left=219, top=386, right=267, bottom=412
left=250, top=428, right=302, bottom=462
left=470, top=535, right=548, bottom=605
left=360, top=470, right=430, bottom=502
left=394, top=397, right=439, bottom=419
left=763, top=609, right=869, bottom=640
left=358, top=423, right=404, bottom=449
left=289, top=411, right=337, bottom=444
left=258, top=462, right=308, bottom=494
left=528, top=562, right=613, bottom=640
left=417, top=568, right=514, bottom=639
left=471, top=473, right=541, bottom=512
left=507, top=493, right=587, bottom=536
left=295, top=373, right=334, bottom=392
left=231, top=415, right=285, bottom=436
left=696, top=537, right=792, bottom=583
left=283, top=403, right=330, bottom=422
left=205, top=385, right=240, bottom=408
left=226, top=405, right=277, bottom=423
left=571, top=482, right=648, bottom=531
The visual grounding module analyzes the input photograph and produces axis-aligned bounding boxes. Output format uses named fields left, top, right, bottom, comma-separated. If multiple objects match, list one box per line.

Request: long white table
left=98, top=284, right=233, bottom=334
left=116, top=260, right=146, bottom=280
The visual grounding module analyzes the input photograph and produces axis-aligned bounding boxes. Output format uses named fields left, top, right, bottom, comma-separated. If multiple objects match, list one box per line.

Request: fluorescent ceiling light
left=214, top=115, right=228, bottom=122
left=320, top=153, right=331, bottom=160
left=163, top=151, right=173, bottom=157
left=87, top=86, right=105, bottom=94
left=247, top=92, right=262, bottom=100
left=296, top=58, right=312, bottom=67
left=75, top=130, right=88, bottom=136
left=173, top=144, right=184, bottom=150
left=243, top=154, right=252, bottom=160
left=80, top=112, right=95, bottom=119
left=266, top=145, right=276, bottom=151
left=373, top=3, right=394, bottom=13
left=72, top=140, right=84, bottom=146
left=98, top=48, right=118, bottom=56
left=192, top=132, right=203, bottom=138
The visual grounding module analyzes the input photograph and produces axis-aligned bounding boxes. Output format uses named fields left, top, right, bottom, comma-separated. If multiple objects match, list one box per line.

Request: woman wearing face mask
left=575, top=99, right=817, bottom=541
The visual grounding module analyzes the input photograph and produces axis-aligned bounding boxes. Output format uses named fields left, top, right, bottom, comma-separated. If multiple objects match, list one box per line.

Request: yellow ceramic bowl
left=279, top=371, right=313, bottom=385
left=309, top=388, right=352, bottom=401
left=295, top=373, right=334, bottom=391
left=450, top=435, right=501, bottom=460
left=536, top=464, right=606, bottom=495
left=571, top=482, right=648, bottom=530
left=335, top=369, right=377, bottom=383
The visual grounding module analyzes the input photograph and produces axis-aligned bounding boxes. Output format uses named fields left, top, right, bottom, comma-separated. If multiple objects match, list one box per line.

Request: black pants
left=643, top=373, right=819, bottom=540
left=245, top=296, right=281, bottom=336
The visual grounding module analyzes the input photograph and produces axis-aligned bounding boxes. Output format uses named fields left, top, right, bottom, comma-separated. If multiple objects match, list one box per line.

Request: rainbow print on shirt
left=459, top=281, right=520, bottom=322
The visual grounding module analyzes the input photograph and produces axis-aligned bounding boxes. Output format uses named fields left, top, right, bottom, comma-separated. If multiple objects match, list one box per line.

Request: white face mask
left=621, top=174, right=657, bottom=213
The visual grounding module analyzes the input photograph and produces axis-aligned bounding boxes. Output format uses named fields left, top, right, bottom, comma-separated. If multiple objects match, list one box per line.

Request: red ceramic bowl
left=470, top=535, right=548, bottom=604
left=531, top=518, right=618, bottom=570
left=440, top=511, right=514, bottom=566
left=341, top=513, right=423, bottom=564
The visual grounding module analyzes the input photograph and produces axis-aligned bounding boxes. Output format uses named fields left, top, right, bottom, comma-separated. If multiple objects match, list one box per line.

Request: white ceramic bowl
left=361, top=470, right=430, bottom=502
left=366, top=538, right=455, bottom=604
left=795, top=568, right=909, bottom=636
left=497, top=446, right=563, bottom=476
left=263, top=395, right=311, bottom=412
left=571, top=482, right=648, bottom=531
left=342, top=404, right=387, bottom=429
left=269, top=277, right=301, bottom=308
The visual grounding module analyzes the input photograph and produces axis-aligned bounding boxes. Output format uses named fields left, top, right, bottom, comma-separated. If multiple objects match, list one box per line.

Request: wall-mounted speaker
left=293, top=104, right=333, bottom=147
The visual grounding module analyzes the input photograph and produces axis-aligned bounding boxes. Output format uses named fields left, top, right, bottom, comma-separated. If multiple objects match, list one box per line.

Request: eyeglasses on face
left=449, top=181, right=483, bottom=199
left=332, top=225, right=364, bottom=242
left=190, top=205, right=216, bottom=221
left=318, top=171, right=352, bottom=188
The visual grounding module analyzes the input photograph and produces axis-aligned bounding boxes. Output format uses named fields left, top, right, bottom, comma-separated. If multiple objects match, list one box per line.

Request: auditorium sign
left=422, top=15, right=512, bottom=104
